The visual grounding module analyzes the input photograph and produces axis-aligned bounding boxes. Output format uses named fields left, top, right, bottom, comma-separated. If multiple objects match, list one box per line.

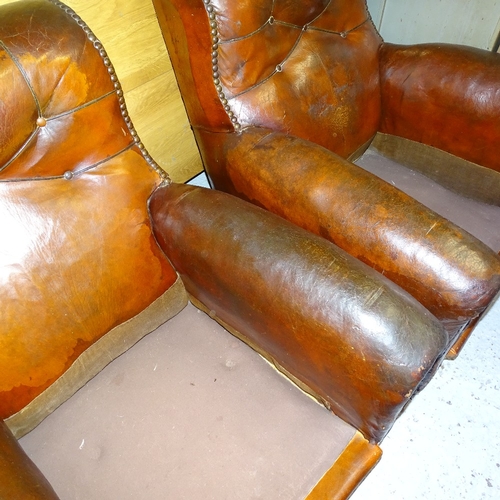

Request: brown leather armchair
left=153, top=0, right=500, bottom=359
left=0, top=0, right=456, bottom=500
left=0, top=1, right=459, bottom=498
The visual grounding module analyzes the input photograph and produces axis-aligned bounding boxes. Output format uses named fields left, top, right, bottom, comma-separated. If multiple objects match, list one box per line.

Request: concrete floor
left=189, top=172, right=500, bottom=499
left=355, top=296, right=500, bottom=500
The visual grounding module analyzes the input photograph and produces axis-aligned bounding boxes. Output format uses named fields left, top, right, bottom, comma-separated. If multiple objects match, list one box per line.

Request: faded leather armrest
left=150, top=183, right=448, bottom=443
left=0, top=420, right=60, bottom=500
left=195, top=126, right=500, bottom=342
left=379, top=42, right=500, bottom=172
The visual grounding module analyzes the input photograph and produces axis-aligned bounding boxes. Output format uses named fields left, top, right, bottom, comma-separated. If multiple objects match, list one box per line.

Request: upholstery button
left=36, top=116, right=47, bottom=127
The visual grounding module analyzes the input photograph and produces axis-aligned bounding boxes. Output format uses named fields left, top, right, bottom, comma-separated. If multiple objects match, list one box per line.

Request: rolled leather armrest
left=0, top=420, right=60, bottom=500
left=150, top=183, right=448, bottom=443
left=195, top=126, right=500, bottom=342
left=379, top=42, right=500, bottom=173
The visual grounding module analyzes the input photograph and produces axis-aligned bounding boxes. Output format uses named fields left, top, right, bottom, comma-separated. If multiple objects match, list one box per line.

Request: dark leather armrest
left=195, top=126, right=500, bottom=341
left=0, top=420, right=60, bottom=500
left=150, top=183, right=448, bottom=442
left=379, top=42, right=500, bottom=172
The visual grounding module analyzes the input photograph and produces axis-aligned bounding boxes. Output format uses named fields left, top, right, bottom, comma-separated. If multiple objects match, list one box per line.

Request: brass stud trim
left=47, top=0, right=171, bottom=184
left=203, top=0, right=242, bottom=132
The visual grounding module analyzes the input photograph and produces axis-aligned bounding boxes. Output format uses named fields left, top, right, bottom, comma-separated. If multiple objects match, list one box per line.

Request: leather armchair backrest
left=0, top=0, right=179, bottom=431
left=0, top=0, right=166, bottom=181
left=155, top=0, right=383, bottom=158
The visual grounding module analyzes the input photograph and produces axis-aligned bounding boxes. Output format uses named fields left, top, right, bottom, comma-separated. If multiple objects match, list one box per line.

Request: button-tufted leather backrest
left=155, top=0, right=382, bottom=158
left=0, top=0, right=182, bottom=435
left=0, top=0, right=167, bottom=181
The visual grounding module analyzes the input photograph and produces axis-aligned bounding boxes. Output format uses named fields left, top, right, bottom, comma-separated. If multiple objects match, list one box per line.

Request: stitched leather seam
left=364, top=0, right=384, bottom=43
left=226, top=18, right=370, bottom=100
left=204, top=0, right=372, bottom=130
left=0, top=40, right=42, bottom=113
left=226, top=32, right=304, bottom=100
left=218, top=17, right=274, bottom=44
left=45, top=19, right=89, bottom=114
left=46, top=91, right=116, bottom=121
left=218, top=0, right=333, bottom=43
left=0, top=129, right=38, bottom=176
left=0, top=90, right=116, bottom=175
left=45, top=0, right=171, bottom=183
left=0, top=142, right=137, bottom=184
left=0, top=40, right=37, bottom=173
left=308, top=18, right=370, bottom=37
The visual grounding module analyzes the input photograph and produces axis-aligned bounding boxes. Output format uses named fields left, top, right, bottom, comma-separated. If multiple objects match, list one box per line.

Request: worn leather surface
left=154, top=0, right=500, bottom=344
left=150, top=183, right=448, bottom=443
left=0, top=0, right=177, bottom=420
left=153, top=0, right=382, bottom=159
left=196, top=126, right=500, bottom=341
left=380, top=43, right=500, bottom=173
left=357, top=142, right=500, bottom=252
left=0, top=420, right=60, bottom=500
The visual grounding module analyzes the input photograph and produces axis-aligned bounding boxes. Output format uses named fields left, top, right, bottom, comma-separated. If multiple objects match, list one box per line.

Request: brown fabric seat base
left=19, top=303, right=379, bottom=500
left=6, top=279, right=187, bottom=439
left=357, top=139, right=500, bottom=253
